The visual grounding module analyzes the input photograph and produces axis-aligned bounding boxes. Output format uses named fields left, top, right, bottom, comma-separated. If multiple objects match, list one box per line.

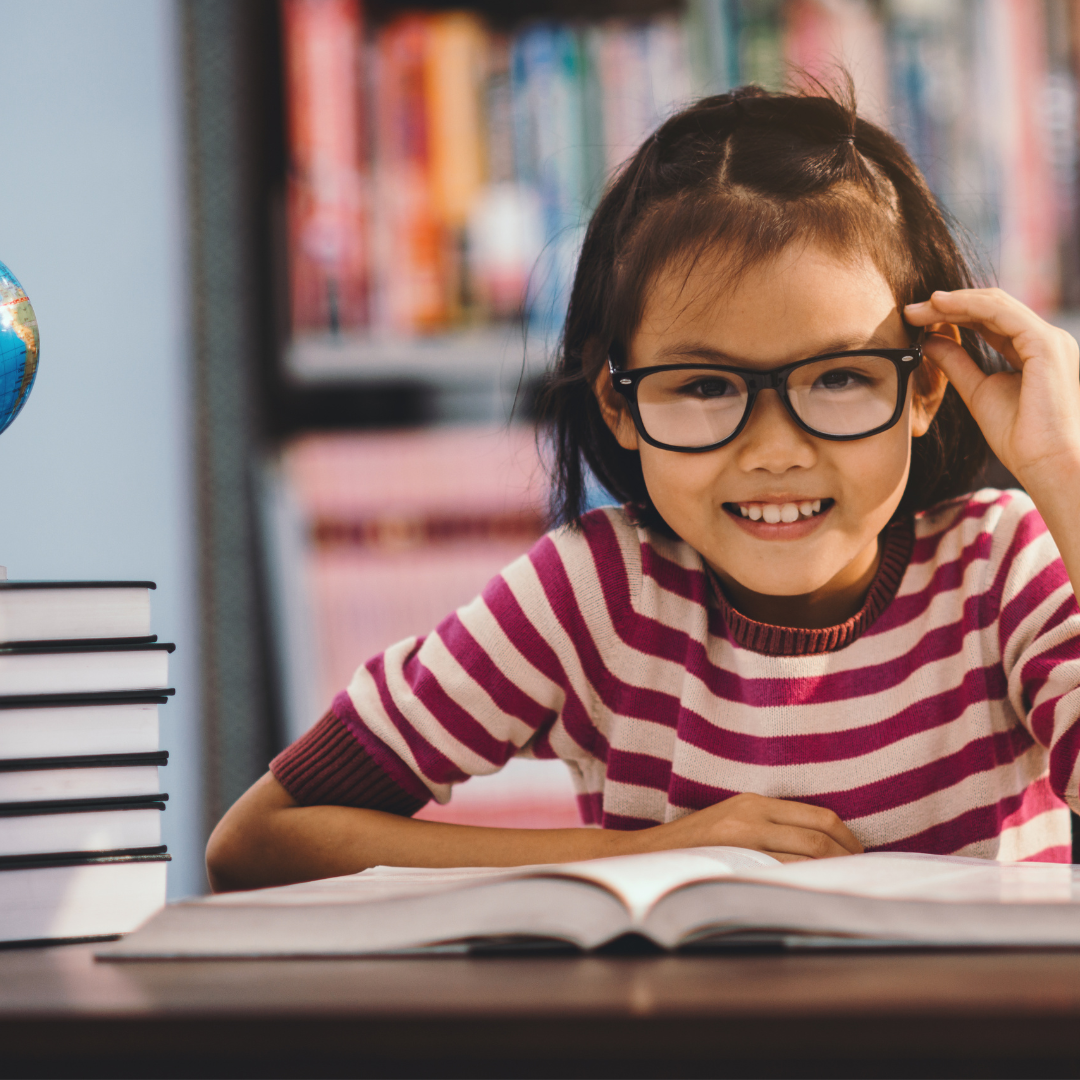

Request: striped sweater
left=272, top=488, right=1080, bottom=862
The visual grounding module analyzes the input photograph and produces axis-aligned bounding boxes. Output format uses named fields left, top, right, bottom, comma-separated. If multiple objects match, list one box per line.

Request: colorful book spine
left=372, top=15, right=448, bottom=333
left=686, top=0, right=740, bottom=96
left=989, top=0, right=1058, bottom=311
left=281, top=0, right=369, bottom=334
left=466, top=32, right=546, bottom=320
left=425, top=12, right=488, bottom=323
left=511, top=23, right=588, bottom=338
left=784, top=0, right=890, bottom=126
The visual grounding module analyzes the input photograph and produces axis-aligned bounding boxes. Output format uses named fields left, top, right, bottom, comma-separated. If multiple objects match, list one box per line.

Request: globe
left=0, top=260, right=39, bottom=436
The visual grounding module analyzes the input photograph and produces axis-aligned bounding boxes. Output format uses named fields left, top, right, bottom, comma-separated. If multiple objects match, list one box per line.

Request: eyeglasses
left=608, top=346, right=923, bottom=453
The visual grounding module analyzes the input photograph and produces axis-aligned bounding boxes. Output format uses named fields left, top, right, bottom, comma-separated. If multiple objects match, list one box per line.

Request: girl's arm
left=205, top=772, right=862, bottom=892
left=905, top=290, right=1080, bottom=608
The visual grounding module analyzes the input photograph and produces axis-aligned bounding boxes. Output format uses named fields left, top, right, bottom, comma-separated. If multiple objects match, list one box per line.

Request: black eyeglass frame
left=608, top=346, right=924, bottom=453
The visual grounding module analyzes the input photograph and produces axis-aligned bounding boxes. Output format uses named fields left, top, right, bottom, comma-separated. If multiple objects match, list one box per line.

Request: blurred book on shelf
left=262, top=424, right=582, bottom=828
left=282, top=0, right=371, bottom=334
left=280, top=0, right=1080, bottom=385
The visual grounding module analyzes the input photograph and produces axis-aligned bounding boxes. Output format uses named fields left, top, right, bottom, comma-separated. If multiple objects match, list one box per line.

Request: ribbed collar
left=707, top=516, right=915, bottom=656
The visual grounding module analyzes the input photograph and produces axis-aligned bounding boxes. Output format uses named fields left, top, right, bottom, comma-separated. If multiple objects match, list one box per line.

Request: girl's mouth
left=722, top=498, right=834, bottom=538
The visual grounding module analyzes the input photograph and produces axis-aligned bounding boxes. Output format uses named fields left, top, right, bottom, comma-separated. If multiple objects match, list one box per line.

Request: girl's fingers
left=759, top=823, right=855, bottom=860
left=906, top=288, right=1037, bottom=340
left=764, top=799, right=863, bottom=854
left=920, top=332, right=988, bottom=409
left=905, top=288, right=1080, bottom=372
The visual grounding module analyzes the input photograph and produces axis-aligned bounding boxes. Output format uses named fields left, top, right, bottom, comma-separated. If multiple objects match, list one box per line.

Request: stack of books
left=0, top=573, right=174, bottom=946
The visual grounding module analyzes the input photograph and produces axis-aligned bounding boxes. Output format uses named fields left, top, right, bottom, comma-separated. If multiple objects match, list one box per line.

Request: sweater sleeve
left=323, top=507, right=640, bottom=807
left=991, top=492, right=1080, bottom=811
left=269, top=703, right=428, bottom=814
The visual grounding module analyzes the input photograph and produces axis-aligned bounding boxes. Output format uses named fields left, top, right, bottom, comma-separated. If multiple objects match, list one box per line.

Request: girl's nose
left=733, top=388, right=818, bottom=472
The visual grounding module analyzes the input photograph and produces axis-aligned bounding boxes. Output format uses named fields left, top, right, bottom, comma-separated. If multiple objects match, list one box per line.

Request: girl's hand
left=904, top=289, right=1080, bottom=493
left=628, top=792, right=863, bottom=863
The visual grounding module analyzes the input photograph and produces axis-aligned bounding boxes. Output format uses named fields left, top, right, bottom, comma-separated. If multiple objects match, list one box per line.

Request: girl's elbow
left=205, top=772, right=297, bottom=893
left=205, top=810, right=251, bottom=893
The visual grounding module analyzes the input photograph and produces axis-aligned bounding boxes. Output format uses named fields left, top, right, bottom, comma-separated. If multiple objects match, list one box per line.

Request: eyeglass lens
left=634, top=354, right=900, bottom=448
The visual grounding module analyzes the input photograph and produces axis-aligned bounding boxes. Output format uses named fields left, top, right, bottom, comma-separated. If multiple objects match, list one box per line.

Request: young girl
left=207, top=86, right=1080, bottom=892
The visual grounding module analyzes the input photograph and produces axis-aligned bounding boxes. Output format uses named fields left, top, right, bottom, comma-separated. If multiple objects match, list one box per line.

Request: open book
left=99, top=847, right=1080, bottom=959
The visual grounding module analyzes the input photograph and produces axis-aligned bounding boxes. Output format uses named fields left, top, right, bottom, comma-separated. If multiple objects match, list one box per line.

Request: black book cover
left=0, top=793, right=169, bottom=816
left=0, top=581, right=156, bottom=590
left=0, top=846, right=170, bottom=871
left=0, top=640, right=175, bottom=656
left=7, top=635, right=159, bottom=649
left=0, top=689, right=175, bottom=709
left=0, top=752, right=169, bottom=772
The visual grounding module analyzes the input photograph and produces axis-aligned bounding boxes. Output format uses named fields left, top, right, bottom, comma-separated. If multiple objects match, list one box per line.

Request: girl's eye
left=814, top=368, right=871, bottom=391
left=679, top=376, right=739, bottom=399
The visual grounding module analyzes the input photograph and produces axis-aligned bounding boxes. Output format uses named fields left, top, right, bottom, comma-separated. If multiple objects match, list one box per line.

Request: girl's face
left=598, top=243, right=945, bottom=628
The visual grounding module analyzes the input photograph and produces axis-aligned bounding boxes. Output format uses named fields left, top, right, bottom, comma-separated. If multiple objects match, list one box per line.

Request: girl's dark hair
left=538, top=82, right=991, bottom=531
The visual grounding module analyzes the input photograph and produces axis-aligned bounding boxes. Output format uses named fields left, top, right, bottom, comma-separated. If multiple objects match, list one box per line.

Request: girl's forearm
left=206, top=774, right=861, bottom=892
left=205, top=772, right=630, bottom=892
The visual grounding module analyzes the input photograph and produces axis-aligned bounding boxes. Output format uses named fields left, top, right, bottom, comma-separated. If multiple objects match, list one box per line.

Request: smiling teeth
left=739, top=499, right=823, bottom=522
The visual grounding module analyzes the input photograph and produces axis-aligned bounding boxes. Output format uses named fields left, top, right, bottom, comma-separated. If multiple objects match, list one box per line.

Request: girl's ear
left=911, top=322, right=955, bottom=437
left=591, top=355, right=640, bottom=451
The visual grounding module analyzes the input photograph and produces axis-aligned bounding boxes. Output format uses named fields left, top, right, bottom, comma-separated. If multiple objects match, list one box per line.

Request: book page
left=529, top=847, right=779, bottom=922
left=198, top=849, right=1076, bottom=920
left=202, top=847, right=778, bottom=922
left=751, top=851, right=1080, bottom=903
left=203, top=864, right=527, bottom=907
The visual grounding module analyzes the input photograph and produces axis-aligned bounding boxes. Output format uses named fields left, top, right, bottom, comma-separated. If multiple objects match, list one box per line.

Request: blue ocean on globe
left=0, top=260, right=39, bottom=436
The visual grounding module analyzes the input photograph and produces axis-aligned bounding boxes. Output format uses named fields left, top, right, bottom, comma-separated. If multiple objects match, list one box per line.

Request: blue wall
left=0, top=0, right=201, bottom=898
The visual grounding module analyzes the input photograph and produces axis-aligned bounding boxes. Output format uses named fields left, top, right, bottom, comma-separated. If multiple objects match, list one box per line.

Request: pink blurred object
left=283, top=426, right=582, bottom=829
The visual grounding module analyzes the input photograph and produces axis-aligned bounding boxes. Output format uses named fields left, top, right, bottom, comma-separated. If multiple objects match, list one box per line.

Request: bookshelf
left=267, top=0, right=1080, bottom=412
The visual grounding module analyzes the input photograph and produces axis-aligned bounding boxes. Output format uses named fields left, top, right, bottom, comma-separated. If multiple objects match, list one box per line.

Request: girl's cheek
left=643, top=450, right=723, bottom=505
left=835, top=431, right=910, bottom=518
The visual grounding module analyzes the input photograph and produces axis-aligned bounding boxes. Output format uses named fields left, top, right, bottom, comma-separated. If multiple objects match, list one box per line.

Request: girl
left=207, top=86, right=1080, bottom=892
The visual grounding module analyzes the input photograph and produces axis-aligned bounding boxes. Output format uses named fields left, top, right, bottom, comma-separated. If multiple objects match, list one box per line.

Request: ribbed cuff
left=270, top=709, right=428, bottom=815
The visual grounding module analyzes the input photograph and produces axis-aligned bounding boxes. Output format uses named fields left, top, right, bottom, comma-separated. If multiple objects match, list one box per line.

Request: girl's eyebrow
left=655, top=333, right=903, bottom=366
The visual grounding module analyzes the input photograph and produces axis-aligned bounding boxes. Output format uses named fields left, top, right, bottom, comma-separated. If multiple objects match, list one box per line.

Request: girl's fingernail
left=905, top=301, right=927, bottom=309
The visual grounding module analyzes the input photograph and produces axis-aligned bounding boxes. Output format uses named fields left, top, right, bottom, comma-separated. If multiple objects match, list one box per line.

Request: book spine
left=281, top=0, right=370, bottom=335
left=737, top=1, right=783, bottom=91
left=999, top=0, right=1058, bottom=310
left=425, top=12, right=489, bottom=323
left=643, top=16, right=693, bottom=128
left=510, top=24, right=588, bottom=338
left=372, top=15, right=448, bottom=334
left=686, top=0, right=739, bottom=95
left=465, top=33, right=545, bottom=320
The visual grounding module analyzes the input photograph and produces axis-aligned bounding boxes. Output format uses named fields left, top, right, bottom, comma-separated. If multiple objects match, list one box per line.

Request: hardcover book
left=0, top=691, right=171, bottom=759
left=0, top=641, right=174, bottom=697
left=100, top=847, right=1080, bottom=959
left=0, top=794, right=167, bottom=858
left=0, top=849, right=169, bottom=946
left=0, top=580, right=154, bottom=645
left=0, top=751, right=167, bottom=802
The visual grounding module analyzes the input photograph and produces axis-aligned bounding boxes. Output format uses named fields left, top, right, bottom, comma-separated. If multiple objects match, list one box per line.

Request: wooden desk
left=5, top=943, right=1080, bottom=1078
